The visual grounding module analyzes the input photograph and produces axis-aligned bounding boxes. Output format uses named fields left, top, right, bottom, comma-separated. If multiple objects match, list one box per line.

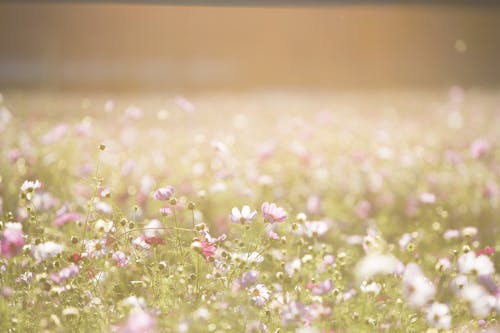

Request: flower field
left=0, top=89, right=498, bottom=332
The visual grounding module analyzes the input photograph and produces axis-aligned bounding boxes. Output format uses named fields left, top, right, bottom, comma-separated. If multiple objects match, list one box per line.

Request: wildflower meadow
left=0, top=89, right=498, bottom=332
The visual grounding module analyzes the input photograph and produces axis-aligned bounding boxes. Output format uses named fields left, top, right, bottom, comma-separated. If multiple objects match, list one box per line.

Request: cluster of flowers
left=0, top=91, right=498, bottom=332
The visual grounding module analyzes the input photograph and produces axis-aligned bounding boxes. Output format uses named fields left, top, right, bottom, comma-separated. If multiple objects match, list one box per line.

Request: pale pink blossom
left=53, top=212, right=82, bottom=227
left=470, top=138, right=490, bottom=159
left=0, top=223, right=25, bottom=258
left=261, top=202, right=287, bottom=223
left=112, top=251, right=129, bottom=268
left=119, top=309, right=156, bottom=333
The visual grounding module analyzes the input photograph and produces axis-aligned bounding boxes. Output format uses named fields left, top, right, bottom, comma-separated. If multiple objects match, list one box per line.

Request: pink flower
left=119, top=309, right=156, bottom=333
left=159, top=207, right=173, bottom=216
left=470, top=138, right=490, bottom=159
left=200, top=240, right=215, bottom=262
left=112, top=251, right=129, bottom=268
left=230, top=205, right=257, bottom=224
left=261, top=202, right=287, bottom=223
left=355, top=200, right=372, bottom=219
left=419, top=192, right=436, bottom=204
left=153, top=186, right=174, bottom=201
left=306, top=279, right=333, bottom=295
left=53, top=212, right=82, bottom=227
left=0, top=223, right=25, bottom=258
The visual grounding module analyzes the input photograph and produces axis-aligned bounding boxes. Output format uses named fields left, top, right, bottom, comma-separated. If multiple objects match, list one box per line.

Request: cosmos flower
left=153, top=186, right=175, bottom=201
left=112, top=251, right=129, bottom=268
left=459, top=283, right=496, bottom=318
left=31, top=241, right=64, bottom=263
left=470, top=138, right=490, bottom=159
left=200, top=240, right=216, bottom=261
left=230, top=205, right=257, bottom=224
left=425, top=302, right=452, bottom=330
left=0, top=223, right=25, bottom=258
left=53, top=212, right=82, bottom=227
left=261, top=202, right=287, bottom=223
left=119, top=309, right=156, bottom=333
left=248, top=284, right=271, bottom=307
left=302, top=221, right=329, bottom=238
left=51, top=263, right=79, bottom=284
left=95, top=219, right=114, bottom=233
left=305, top=279, right=333, bottom=295
left=360, top=281, right=382, bottom=296
left=458, top=252, right=495, bottom=276
left=21, top=179, right=41, bottom=193
left=402, top=263, right=436, bottom=309
left=354, top=253, right=402, bottom=282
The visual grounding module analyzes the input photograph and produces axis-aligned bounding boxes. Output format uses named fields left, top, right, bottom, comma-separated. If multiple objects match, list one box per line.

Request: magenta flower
left=0, top=223, right=25, bottom=259
left=153, top=186, right=174, bottom=201
left=261, top=202, right=287, bottom=223
left=200, top=240, right=216, bottom=262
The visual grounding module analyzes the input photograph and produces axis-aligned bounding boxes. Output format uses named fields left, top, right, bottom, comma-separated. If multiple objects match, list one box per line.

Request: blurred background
left=0, top=2, right=499, bottom=91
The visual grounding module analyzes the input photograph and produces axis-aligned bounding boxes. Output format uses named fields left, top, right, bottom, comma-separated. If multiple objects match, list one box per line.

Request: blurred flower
left=230, top=205, right=257, bottom=224
left=458, top=252, right=495, bottom=276
left=360, top=281, right=382, bottom=296
left=112, top=251, right=129, bottom=268
left=32, top=241, right=64, bottom=262
left=459, top=283, right=496, bottom=318
left=302, top=221, right=329, bottom=238
left=248, top=284, right=271, bottom=307
left=0, top=223, right=25, bottom=258
left=261, top=202, right=287, bottom=223
left=154, top=186, right=175, bottom=201
left=53, top=211, right=81, bottom=227
left=21, top=179, right=41, bottom=193
left=119, top=309, right=156, bottom=333
left=425, top=302, right=451, bottom=330
left=402, top=263, right=436, bottom=309
left=419, top=192, right=436, bottom=204
left=470, top=138, right=490, bottom=159
left=305, top=279, right=332, bottom=296
left=51, top=263, right=79, bottom=284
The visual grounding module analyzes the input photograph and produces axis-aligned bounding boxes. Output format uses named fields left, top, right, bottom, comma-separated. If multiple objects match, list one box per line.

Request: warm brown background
left=0, top=3, right=499, bottom=90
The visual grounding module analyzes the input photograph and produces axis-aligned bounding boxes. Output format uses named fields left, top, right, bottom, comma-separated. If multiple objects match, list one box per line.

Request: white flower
left=21, top=180, right=41, bottom=193
left=458, top=252, right=495, bottom=276
left=461, top=227, right=478, bottom=238
left=144, top=219, right=164, bottom=238
left=230, top=206, right=257, bottom=224
left=248, top=284, right=271, bottom=307
left=94, top=219, right=114, bottom=233
left=285, top=258, right=302, bottom=277
left=425, top=302, right=452, bottom=329
left=302, top=221, right=329, bottom=238
left=84, top=239, right=108, bottom=258
left=94, top=201, right=113, bottom=214
left=402, top=263, right=436, bottom=309
left=5, top=222, right=22, bottom=231
left=31, top=241, right=64, bottom=262
left=232, top=252, right=264, bottom=264
left=121, top=296, right=147, bottom=309
left=354, top=254, right=402, bottom=282
left=460, top=283, right=496, bottom=318
left=360, top=281, right=382, bottom=295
